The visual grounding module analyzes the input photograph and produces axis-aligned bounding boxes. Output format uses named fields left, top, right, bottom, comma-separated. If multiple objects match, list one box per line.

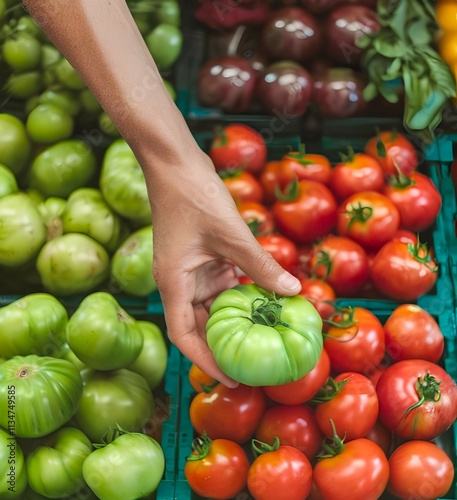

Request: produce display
left=0, top=291, right=168, bottom=499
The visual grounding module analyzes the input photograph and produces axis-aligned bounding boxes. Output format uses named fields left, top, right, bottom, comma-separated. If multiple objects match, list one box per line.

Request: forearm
left=22, top=0, right=201, bottom=169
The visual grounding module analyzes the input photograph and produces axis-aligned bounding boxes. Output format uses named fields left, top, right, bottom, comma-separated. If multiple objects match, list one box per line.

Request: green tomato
left=36, top=233, right=110, bottom=296
left=26, top=103, right=74, bottom=145
left=127, top=321, right=168, bottom=391
left=2, top=33, right=42, bottom=72
left=0, top=114, right=32, bottom=176
left=3, top=72, right=43, bottom=100
left=145, top=23, right=182, bottom=71
left=82, top=432, right=164, bottom=500
left=40, top=44, right=61, bottom=69
left=110, top=225, right=157, bottom=297
left=0, top=293, right=68, bottom=359
left=79, top=89, right=102, bottom=115
left=62, top=187, right=127, bottom=253
left=54, top=58, right=86, bottom=90
left=0, top=193, right=46, bottom=267
left=153, top=0, right=181, bottom=27
left=99, top=139, right=151, bottom=225
left=74, top=368, right=154, bottom=442
left=0, top=355, right=83, bottom=438
left=98, top=111, right=120, bottom=137
left=15, top=16, right=46, bottom=42
left=37, top=196, right=66, bottom=240
left=37, top=89, right=82, bottom=117
left=54, top=343, right=86, bottom=372
left=206, top=284, right=323, bottom=386
left=0, top=164, right=18, bottom=199
left=27, top=139, right=97, bottom=198
left=66, top=292, right=144, bottom=371
left=0, top=427, right=27, bottom=499
left=26, top=427, right=92, bottom=498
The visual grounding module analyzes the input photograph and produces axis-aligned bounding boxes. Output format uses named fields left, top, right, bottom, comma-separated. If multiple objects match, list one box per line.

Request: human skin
left=23, top=0, right=302, bottom=386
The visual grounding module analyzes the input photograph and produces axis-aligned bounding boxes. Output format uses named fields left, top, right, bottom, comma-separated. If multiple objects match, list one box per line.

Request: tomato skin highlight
left=313, top=438, right=390, bottom=500
left=388, top=440, right=455, bottom=500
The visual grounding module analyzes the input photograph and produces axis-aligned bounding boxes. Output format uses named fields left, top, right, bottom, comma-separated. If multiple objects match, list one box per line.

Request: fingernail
left=279, top=272, right=301, bottom=291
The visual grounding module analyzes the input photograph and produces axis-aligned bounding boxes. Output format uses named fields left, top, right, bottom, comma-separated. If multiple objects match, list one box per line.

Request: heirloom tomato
left=383, top=304, right=444, bottom=363
left=184, top=433, right=250, bottom=500
left=255, top=234, right=298, bottom=274
left=0, top=427, right=27, bottom=498
left=376, top=359, right=457, bottom=440
left=206, top=284, right=323, bottom=386
left=336, top=191, right=400, bottom=250
left=247, top=439, right=313, bottom=500
left=370, top=239, right=438, bottom=301
left=190, top=383, right=266, bottom=444
left=219, top=169, right=263, bottom=204
left=0, top=356, right=83, bottom=438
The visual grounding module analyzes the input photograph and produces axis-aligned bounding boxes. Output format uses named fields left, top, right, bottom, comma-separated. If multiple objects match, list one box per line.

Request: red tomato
left=308, top=235, right=370, bottom=296
left=254, top=404, right=324, bottom=460
left=324, top=306, right=385, bottom=375
left=383, top=171, right=442, bottom=232
left=247, top=442, right=313, bottom=500
left=280, top=146, right=332, bottom=185
left=391, top=229, right=418, bottom=244
left=219, top=169, right=264, bottom=204
left=188, top=363, right=217, bottom=393
left=376, top=359, right=457, bottom=440
left=237, top=200, right=275, bottom=236
left=313, top=438, right=389, bottom=500
left=364, top=130, right=418, bottom=177
left=314, top=372, right=379, bottom=441
left=256, top=233, right=299, bottom=274
left=263, top=348, right=331, bottom=405
left=238, top=274, right=254, bottom=285
left=370, top=239, right=438, bottom=301
left=383, top=304, right=445, bottom=363
left=388, top=440, right=455, bottom=500
left=329, top=151, right=385, bottom=202
left=184, top=434, right=250, bottom=500
left=337, top=191, right=400, bottom=250
left=189, top=384, right=266, bottom=444
left=365, top=421, right=392, bottom=457
left=273, top=179, right=338, bottom=243
left=296, top=243, right=315, bottom=276
left=259, top=160, right=286, bottom=204
left=209, top=124, right=267, bottom=174
left=298, top=277, right=336, bottom=320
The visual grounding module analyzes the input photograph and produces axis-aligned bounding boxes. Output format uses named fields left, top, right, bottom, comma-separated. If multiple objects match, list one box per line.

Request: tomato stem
left=218, top=169, right=243, bottom=180
left=274, top=178, right=299, bottom=202
left=344, top=202, right=373, bottom=228
left=405, top=373, right=442, bottom=413
left=316, top=420, right=346, bottom=459
left=251, top=436, right=280, bottom=457
left=186, top=432, right=212, bottom=461
left=312, top=249, right=332, bottom=281
left=250, top=296, right=289, bottom=328
left=324, top=306, right=357, bottom=328
left=310, top=376, right=348, bottom=403
left=407, top=239, right=438, bottom=272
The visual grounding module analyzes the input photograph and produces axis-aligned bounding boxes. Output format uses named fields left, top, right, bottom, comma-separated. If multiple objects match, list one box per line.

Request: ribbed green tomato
left=26, top=427, right=92, bottom=499
left=0, top=293, right=68, bottom=358
left=82, top=432, right=164, bottom=500
left=0, top=356, right=83, bottom=438
left=0, top=427, right=27, bottom=499
left=66, top=292, right=143, bottom=371
left=206, top=284, right=323, bottom=386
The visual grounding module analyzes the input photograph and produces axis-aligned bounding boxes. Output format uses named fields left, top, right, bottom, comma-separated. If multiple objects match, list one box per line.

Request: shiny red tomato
left=259, top=160, right=285, bottom=204
left=336, top=191, right=400, bottom=250
left=298, top=277, right=336, bottom=320
left=188, top=363, right=217, bottom=393
left=273, top=179, right=338, bottom=243
left=391, top=229, right=418, bottom=244
left=237, top=200, right=275, bottom=236
left=189, top=383, right=266, bottom=444
left=254, top=404, right=324, bottom=460
left=247, top=441, right=313, bottom=500
left=263, top=348, right=331, bottom=405
left=219, top=169, right=264, bottom=204
left=209, top=124, right=267, bottom=174
left=364, top=130, right=418, bottom=177
left=313, top=437, right=389, bottom=500
left=329, top=151, right=385, bottom=202
left=314, top=372, right=379, bottom=441
left=184, top=434, right=250, bottom=500
left=370, top=239, right=438, bottom=301
left=324, top=306, right=385, bottom=375
left=256, top=233, right=299, bottom=274
left=280, top=145, right=332, bottom=185
left=383, top=304, right=445, bottom=363
left=383, top=171, right=442, bottom=232
left=388, top=440, right=455, bottom=500
left=308, top=235, right=370, bottom=296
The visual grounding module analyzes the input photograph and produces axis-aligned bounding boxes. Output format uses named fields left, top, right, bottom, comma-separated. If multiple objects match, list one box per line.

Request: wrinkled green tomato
left=0, top=293, right=68, bottom=359
left=66, top=292, right=144, bottom=370
left=0, top=427, right=27, bottom=499
left=26, top=427, right=92, bottom=499
left=206, top=284, right=323, bottom=386
left=82, top=432, right=164, bottom=500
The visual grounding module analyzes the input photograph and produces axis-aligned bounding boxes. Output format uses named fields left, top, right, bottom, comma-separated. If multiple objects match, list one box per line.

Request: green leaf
left=373, top=30, right=408, bottom=58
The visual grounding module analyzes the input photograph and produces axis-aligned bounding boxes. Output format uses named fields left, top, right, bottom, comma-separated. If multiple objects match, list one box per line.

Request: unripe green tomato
left=0, top=114, right=31, bottom=175
left=145, top=23, right=183, bottom=71
left=54, top=58, right=86, bottom=90
left=26, top=103, right=74, bottom=145
left=4, top=71, right=43, bottom=100
left=16, top=15, right=48, bottom=43
left=0, top=427, right=27, bottom=498
left=37, top=89, right=82, bottom=117
left=98, top=111, right=120, bottom=137
left=153, top=0, right=181, bottom=27
left=2, top=33, right=42, bottom=71
left=0, top=163, right=18, bottom=199
left=79, top=89, right=102, bottom=115
left=40, top=44, right=61, bottom=69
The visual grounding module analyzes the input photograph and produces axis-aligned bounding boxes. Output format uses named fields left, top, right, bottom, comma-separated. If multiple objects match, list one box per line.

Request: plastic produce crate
left=173, top=303, right=457, bottom=500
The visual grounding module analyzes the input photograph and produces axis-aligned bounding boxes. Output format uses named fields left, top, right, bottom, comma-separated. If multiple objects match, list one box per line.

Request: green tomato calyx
left=316, top=419, right=346, bottom=460
left=310, top=376, right=348, bottom=404
left=407, top=239, right=438, bottom=273
left=94, top=423, right=130, bottom=449
left=251, top=436, right=281, bottom=457
left=405, top=373, right=442, bottom=413
left=186, top=431, right=213, bottom=461
left=344, top=201, right=373, bottom=228
left=250, top=296, right=289, bottom=328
